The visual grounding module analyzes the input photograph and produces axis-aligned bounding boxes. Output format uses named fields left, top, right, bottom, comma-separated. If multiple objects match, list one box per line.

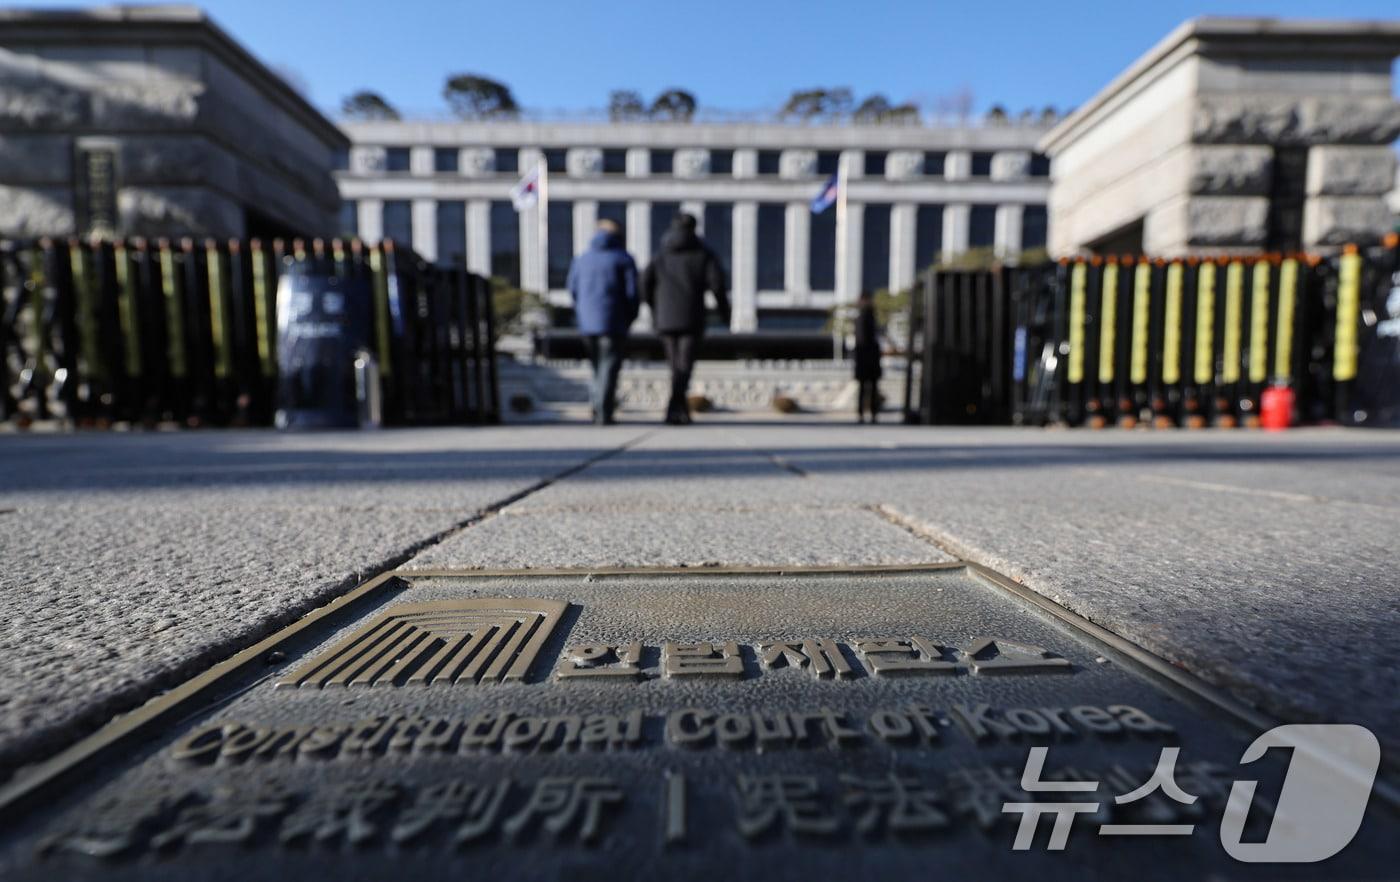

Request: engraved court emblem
left=276, top=598, right=569, bottom=688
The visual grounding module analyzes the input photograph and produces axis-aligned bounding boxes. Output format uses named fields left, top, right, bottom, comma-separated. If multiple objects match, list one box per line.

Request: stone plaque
left=74, top=143, right=118, bottom=238
left=0, top=565, right=1391, bottom=879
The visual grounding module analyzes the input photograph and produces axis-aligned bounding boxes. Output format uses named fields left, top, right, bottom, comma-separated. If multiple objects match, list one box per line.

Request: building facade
left=1040, top=17, right=1400, bottom=257
left=336, top=121, right=1052, bottom=332
left=0, top=6, right=347, bottom=240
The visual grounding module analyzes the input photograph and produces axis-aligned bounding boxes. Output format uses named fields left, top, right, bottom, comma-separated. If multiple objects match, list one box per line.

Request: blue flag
left=810, top=172, right=840, bottom=214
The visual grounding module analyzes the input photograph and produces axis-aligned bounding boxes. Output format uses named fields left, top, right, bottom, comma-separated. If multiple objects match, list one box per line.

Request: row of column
left=356, top=198, right=1028, bottom=333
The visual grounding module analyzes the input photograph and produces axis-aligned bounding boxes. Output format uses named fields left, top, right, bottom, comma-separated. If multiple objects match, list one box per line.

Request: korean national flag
left=810, top=172, right=840, bottom=214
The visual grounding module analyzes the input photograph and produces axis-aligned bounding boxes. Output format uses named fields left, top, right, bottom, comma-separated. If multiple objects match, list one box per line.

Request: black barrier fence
left=904, top=239, right=1400, bottom=428
left=0, top=237, right=499, bottom=428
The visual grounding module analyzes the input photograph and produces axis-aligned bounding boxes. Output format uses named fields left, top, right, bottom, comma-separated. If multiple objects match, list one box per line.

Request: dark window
left=816, top=151, right=841, bottom=176
left=703, top=203, right=732, bottom=275
left=489, top=200, right=520, bottom=286
left=385, top=148, right=411, bottom=173
left=332, top=148, right=349, bottom=171
left=548, top=200, right=573, bottom=288
left=650, top=202, right=680, bottom=257
left=1030, top=153, right=1051, bottom=177
left=602, top=149, right=627, bottom=174
left=970, top=204, right=997, bottom=248
left=864, top=151, right=887, bottom=177
left=543, top=148, right=567, bottom=173
left=862, top=203, right=891, bottom=292
left=970, top=152, right=994, bottom=177
left=915, top=204, right=943, bottom=271
left=598, top=201, right=627, bottom=235
left=710, top=150, right=734, bottom=175
left=650, top=150, right=674, bottom=175
left=756, top=202, right=786, bottom=290
left=337, top=200, right=357, bottom=237
left=1022, top=205, right=1048, bottom=251
left=382, top=200, right=412, bottom=243
left=436, top=201, right=466, bottom=265
left=922, top=152, right=946, bottom=177
left=434, top=148, right=459, bottom=173
left=757, top=150, right=781, bottom=175
left=494, top=148, right=518, bottom=174
left=809, top=200, right=836, bottom=291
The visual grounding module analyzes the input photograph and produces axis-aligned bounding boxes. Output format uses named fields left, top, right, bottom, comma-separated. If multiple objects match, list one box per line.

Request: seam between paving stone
left=2, top=430, right=652, bottom=785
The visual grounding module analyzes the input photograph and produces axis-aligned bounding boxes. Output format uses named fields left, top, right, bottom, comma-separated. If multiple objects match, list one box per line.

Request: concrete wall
left=0, top=6, right=348, bottom=239
left=1042, top=18, right=1400, bottom=257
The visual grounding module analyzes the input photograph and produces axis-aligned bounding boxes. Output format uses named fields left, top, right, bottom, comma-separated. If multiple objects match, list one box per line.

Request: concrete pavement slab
left=0, top=426, right=645, bottom=780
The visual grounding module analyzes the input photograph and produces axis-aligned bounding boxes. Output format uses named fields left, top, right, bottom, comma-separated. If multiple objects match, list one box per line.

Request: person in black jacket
left=642, top=214, right=730, bottom=424
left=853, top=291, right=883, bottom=423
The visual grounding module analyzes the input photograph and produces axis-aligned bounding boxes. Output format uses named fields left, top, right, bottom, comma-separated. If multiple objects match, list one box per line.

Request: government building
left=334, top=121, right=1053, bottom=332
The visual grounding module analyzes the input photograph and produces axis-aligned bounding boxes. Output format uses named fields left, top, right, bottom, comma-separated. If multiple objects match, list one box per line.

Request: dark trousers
left=858, top=379, right=880, bottom=422
left=583, top=333, right=627, bottom=423
left=660, top=332, right=701, bottom=420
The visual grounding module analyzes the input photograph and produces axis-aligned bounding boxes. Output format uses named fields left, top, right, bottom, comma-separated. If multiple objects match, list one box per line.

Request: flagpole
left=537, top=163, right=550, bottom=296
left=835, top=152, right=849, bottom=306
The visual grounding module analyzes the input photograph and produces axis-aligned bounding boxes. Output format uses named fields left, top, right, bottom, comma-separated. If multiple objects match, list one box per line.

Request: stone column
left=573, top=201, right=597, bottom=255
left=412, top=198, right=437, bottom=261
left=786, top=201, right=811, bottom=304
left=944, top=151, right=971, bottom=182
left=840, top=202, right=863, bottom=304
left=681, top=200, right=705, bottom=226
left=409, top=146, right=434, bottom=177
left=890, top=203, right=917, bottom=291
left=520, top=149, right=545, bottom=292
left=466, top=199, right=491, bottom=276
left=943, top=204, right=970, bottom=256
left=357, top=198, right=383, bottom=243
left=626, top=148, right=650, bottom=178
left=995, top=204, right=1024, bottom=259
left=628, top=200, right=652, bottom=329
left=731, top=201, right=758, bottom=331
left=733, top=149, right=758, bottom=180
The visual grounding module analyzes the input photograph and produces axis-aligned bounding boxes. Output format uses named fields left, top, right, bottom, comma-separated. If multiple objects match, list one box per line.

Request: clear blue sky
left=17, top=0, right=1400, bottom=117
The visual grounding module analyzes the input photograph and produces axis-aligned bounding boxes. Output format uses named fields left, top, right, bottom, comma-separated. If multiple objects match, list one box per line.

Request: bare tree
left=932, top=85, right=975, bottom=123
left=608, top=90, right=646, bottom=121
left=649, top=88, right=697, bottom=121
left=443, top=74, right=519, bottom=119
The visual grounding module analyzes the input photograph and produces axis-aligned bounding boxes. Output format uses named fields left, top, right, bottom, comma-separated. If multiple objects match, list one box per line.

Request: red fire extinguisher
left=1260, top=383, right=1294, bottom=431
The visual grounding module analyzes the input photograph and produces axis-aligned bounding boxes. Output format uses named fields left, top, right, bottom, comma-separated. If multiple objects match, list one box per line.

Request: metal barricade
left=0, top=237, right=500, bottom=429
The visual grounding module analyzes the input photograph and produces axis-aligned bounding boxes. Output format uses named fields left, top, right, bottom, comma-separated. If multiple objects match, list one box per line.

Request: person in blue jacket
left=566, top=219, right=639, bottom=425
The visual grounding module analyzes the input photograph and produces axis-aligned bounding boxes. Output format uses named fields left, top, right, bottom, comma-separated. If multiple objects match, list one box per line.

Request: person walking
left=566, top=219, right=639, bottom=425
left=853, top=291, right=882, bottom=423
left=642, top=213, right=730, bottom=424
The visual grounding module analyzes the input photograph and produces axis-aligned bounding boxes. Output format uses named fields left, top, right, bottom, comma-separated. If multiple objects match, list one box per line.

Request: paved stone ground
left=2, top=421, right=1397, bottom=782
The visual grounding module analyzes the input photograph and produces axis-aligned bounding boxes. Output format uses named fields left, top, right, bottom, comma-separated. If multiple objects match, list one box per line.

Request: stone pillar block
left=1185, top=196, right=1269, bottom=248
left=785, top=201, right=811, bottom=300
left=357, top=198, right=383, bottom=243
left=460, top=147, right=495, bottom=177
left=995, top=204, right=1024, bottom=258
left=1306, top=145, right=1397, bottom=197
left=567, top=148, right=602, bottom=178
left=1188, top=145, right=1273, bottom=195
left=885, top=150, right=922, bottom=181
left=625, top=148, right=649, bottom=178
left=1303, top=196, right=1391, bottom=248
left=889, top=203, right=917, bottom=290
left=350, top=146, right=386, bottom=175
left=731, top=201, right=758, bottom=330
left=779, top=149, right=816, bottom=179
left=990, top=151, right=1031, bottom=182
left=675, top=149, right=710, bottom=179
